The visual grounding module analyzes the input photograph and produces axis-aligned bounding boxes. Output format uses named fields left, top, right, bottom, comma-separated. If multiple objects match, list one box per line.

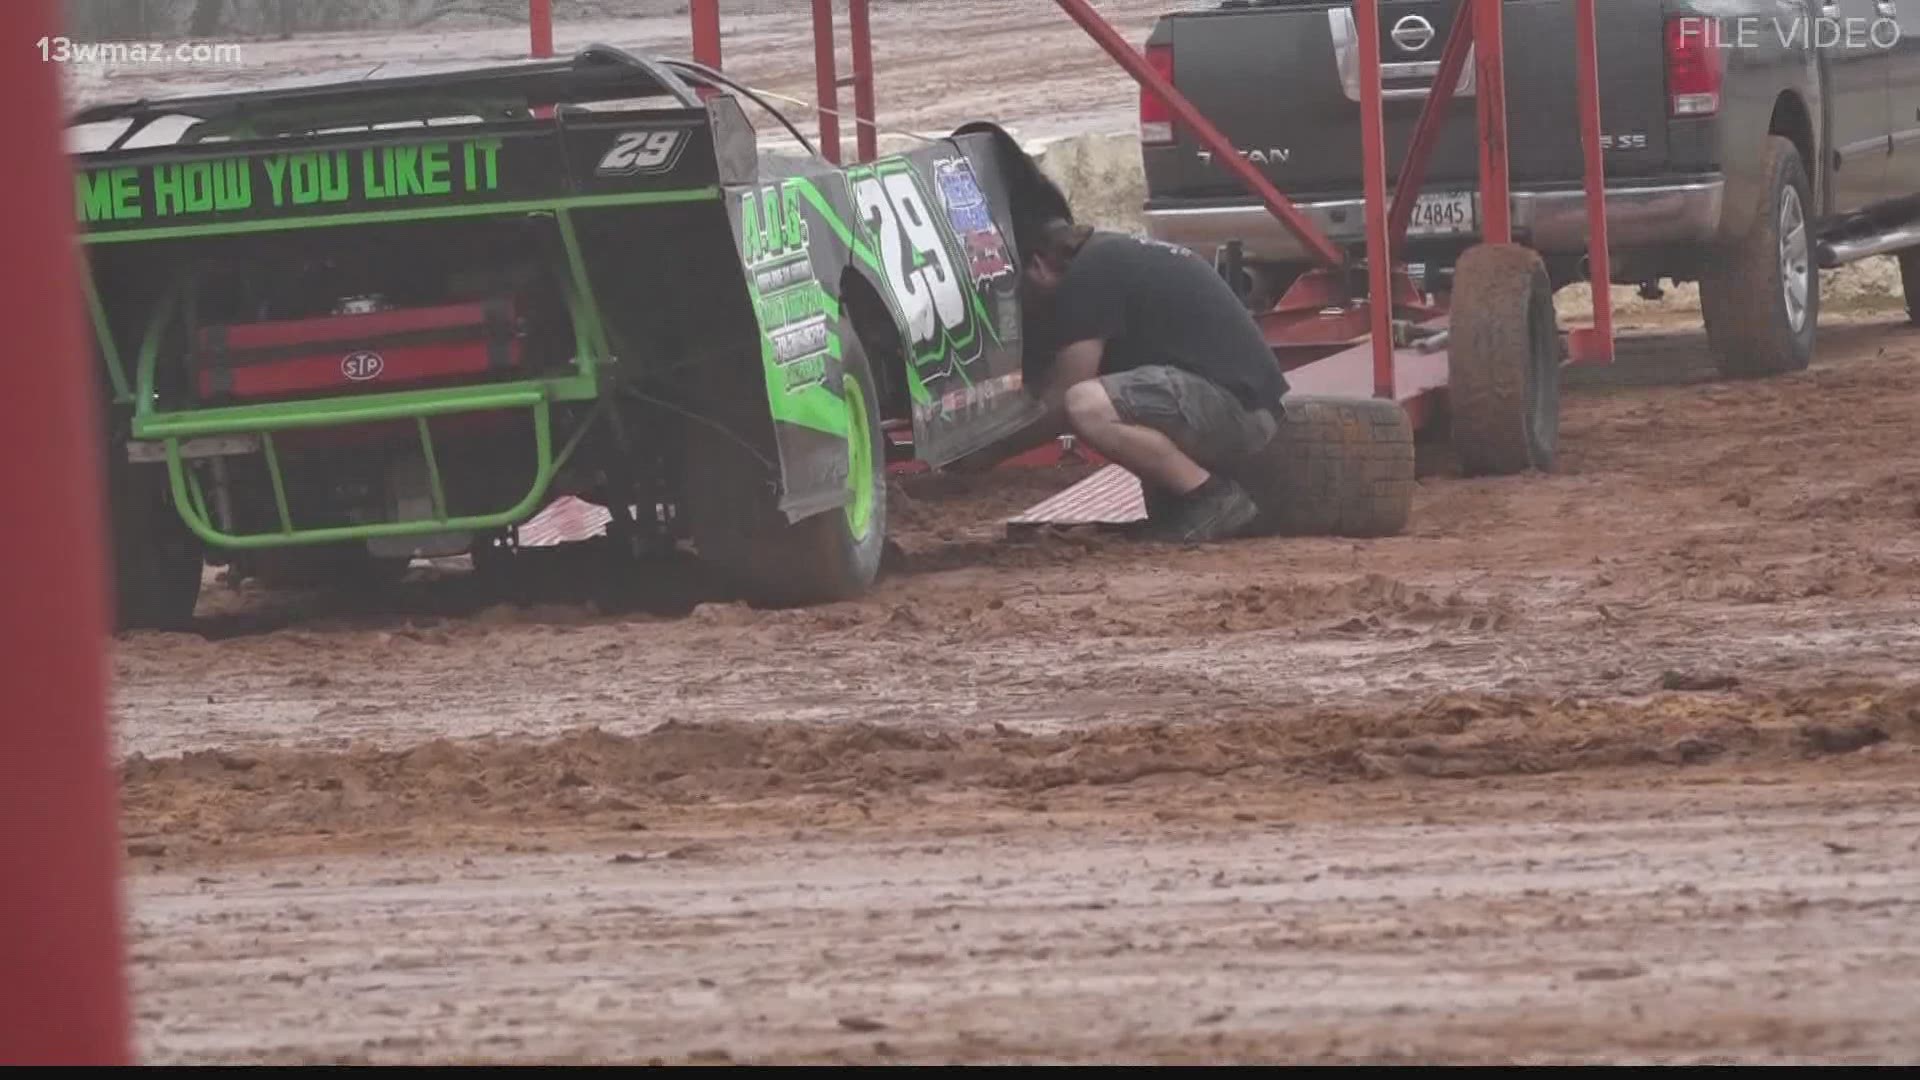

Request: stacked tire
left=1226, top=395, right=1415, bottom=538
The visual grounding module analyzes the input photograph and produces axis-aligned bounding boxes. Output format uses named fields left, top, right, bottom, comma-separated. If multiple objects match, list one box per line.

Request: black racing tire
left=1699, top=135, right=1817, bottom=378
left=683, top=332, right=888, bottom=607
left=1221, top=395, right=1415, bottom=538
left=109, top=462, right=203, bottom=631
left=1447, top=242, right=1561, bottom=476
left=1898, top=248, right=1920, bottom=326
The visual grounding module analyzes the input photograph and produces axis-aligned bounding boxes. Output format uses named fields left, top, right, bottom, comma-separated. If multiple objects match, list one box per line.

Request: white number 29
left=856, top=173, right=966, bottom=348
left=597, top=130, right=685, bottom=176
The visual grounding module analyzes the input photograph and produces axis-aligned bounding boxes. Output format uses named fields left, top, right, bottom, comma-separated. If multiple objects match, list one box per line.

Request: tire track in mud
left=119, top=678, right=1920, bottom=861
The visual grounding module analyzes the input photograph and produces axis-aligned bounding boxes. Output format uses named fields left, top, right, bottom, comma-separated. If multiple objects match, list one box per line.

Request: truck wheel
left=684, top=333, right=887, bottom=607
left=109, top=465, right=203, bottom=631
left=1700, top=135, right=1816, bottom=377
left=1223, top=395, right=1415, bottom=537
left=1898, top=248, right=1920, bottom=325
left=1446, top=243, right=1561, bottom=476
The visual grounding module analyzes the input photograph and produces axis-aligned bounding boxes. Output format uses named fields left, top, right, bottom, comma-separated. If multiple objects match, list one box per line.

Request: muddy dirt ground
left=113, top=302, right=1920, bottom=1064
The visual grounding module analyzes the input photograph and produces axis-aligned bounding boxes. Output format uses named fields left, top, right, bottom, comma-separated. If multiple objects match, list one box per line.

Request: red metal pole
left=1388, top=10, right=1475, bottom=254
left=849, top=0, right=877, bottom=163
left=529, top=0, right=553, bottom=58
left=1572, top=0, right=1615, bottom=362
left=0, top=0, right=132, bottom=1065
left=812, top=0, right=841, bottom=164
left=1050, top=0, right=1346, bottom=269
left=1354, top=0, right=1397, bottom=399
left=691, top=0, right=721, bottom=70
left=1472, top=0, right=1511, bottom=244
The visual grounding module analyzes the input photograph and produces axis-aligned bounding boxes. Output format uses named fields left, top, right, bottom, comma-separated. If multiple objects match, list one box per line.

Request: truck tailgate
left=1148, top=0, right=1675, bottom=199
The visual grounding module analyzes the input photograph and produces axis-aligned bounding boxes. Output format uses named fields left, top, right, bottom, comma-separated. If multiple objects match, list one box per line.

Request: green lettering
left=321, top=152, right=349, bottom=202
left=289, top=152, right=320, bottom=205
left=477, top=139, right=501, bottom=191
left=111, top=167, right=141, bottom=219
left=359, top=148, right=383, bottom=199
left=759, top=186, right=780, bottom=254
left=212, top=158, right=252, bottom=211
left=391, top=144, right=422, bottom=197
left=262, top=154, right=289, bottom=205
left=76, top=170, right=115, bottom=222
left=182, top=162, right=215, bottom=213
left=782, top=184, right=804, bottom=250
left=420, top=143, right=450, bottom=195
left=740, top=193, right=760, bottom=264
left=151, top=163, right=183, bottom=217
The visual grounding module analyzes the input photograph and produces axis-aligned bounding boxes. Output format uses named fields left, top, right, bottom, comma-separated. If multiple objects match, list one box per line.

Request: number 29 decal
left=853, top=168, right=971, bottom=358
left=596, top=129, right=688, bottom=177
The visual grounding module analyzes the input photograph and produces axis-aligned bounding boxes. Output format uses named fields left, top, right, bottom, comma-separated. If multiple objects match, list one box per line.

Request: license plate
left=1407, top=191, right=1477, bottom=236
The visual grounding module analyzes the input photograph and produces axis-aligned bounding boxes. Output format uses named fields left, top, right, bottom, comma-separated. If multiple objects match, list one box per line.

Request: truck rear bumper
left=1143, top=177, right=1724, bottom=264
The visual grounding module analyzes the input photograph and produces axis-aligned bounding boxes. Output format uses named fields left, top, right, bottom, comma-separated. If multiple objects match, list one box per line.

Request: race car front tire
left=684, top=333, right=888, bottom=607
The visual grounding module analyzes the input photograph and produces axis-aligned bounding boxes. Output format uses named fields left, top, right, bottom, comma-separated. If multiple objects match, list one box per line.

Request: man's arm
left=946, top=339, right=1105, bottom=471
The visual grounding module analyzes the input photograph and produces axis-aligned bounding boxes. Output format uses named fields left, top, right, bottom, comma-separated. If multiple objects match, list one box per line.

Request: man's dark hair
left=1029, top=218, right=1095, bottom=272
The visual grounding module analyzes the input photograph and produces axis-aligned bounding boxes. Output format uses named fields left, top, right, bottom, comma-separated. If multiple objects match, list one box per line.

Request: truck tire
left=109, top=464, right=203, bottom=631
left=684, top=332, right=887, bottom=607
left=1446, top=243, right=1561, bottom=476
left=1700, top=135, right=1816, bottom=378
left=1898, top=248, right=1920, bottom=325
left=1223, top=395, right=1415, bottom=537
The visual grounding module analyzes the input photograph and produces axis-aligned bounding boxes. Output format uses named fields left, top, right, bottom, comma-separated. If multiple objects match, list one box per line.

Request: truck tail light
left=1140, top=42, right=1176, bottom=145
left=1666, top=16, right=1722, bottom=117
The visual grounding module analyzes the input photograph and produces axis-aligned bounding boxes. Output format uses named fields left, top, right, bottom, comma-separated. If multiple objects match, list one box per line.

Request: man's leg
left=1062, top=379, right=1212, bottom=494
left=1063, top=367, right=1270, bottom=541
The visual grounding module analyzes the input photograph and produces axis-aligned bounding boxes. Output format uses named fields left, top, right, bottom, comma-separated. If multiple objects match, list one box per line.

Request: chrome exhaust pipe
left=1816, top=222, right=1920, bottom=269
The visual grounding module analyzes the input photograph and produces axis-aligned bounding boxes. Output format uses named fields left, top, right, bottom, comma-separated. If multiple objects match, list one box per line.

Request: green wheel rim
left=843, top=375, right=875, bottom=540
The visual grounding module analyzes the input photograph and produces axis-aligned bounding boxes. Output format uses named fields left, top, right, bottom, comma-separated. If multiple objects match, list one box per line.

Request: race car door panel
left=845, top=135, right=1042, bottom=466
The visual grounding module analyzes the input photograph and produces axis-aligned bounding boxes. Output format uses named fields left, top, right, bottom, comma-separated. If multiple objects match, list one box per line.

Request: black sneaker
left=1146, top=477, right=1259, bottom=543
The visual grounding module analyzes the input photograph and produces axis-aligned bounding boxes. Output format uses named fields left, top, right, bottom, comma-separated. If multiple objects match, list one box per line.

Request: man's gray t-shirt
left=1042, top=231, right=1289, bottom=410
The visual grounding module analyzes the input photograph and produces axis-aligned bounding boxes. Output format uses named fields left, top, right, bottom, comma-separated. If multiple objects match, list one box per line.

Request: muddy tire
left=1223, top=395, right=1414, bottom=538
left=684, top=333, right=888, bottom=607
left=1700, top=135, right=1816, bottom=378
left=1447, top=243, right=1561, bottom=476
left=109, top=462, right=203, bottom=631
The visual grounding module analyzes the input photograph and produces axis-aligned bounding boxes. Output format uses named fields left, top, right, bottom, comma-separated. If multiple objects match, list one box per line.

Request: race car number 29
left=855, top=173, right=966, bottom=349
left=596, top=130, right=687, bottom=177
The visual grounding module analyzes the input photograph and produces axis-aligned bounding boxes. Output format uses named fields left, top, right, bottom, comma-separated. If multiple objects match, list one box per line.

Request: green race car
left=70, top=44, right=1071, bottom=627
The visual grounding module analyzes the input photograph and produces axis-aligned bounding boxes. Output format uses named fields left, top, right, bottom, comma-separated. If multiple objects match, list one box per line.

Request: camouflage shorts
left=1100, top=364, right=1278, bottom=469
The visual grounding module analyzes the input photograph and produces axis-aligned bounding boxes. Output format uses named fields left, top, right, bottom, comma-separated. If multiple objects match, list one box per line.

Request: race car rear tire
left=109, top=463, right=203, bottom=631
left=1222, top=395, right=1415, bottom=538
left=1446, top=242, right=1561, bottom=476
left=684, top=333, right=888, bottom=607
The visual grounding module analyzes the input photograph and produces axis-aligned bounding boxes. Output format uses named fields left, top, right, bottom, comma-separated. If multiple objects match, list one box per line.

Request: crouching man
left=976, top=220, right=1288, bottom=542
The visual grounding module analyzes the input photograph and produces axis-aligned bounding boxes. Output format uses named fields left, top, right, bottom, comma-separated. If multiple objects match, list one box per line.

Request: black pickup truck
left=1140, top=0, right=1920, bottom=378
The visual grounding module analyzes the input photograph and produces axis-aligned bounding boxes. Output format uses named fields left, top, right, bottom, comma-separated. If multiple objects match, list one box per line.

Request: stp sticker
left=342, top=350, right=385, bottom=381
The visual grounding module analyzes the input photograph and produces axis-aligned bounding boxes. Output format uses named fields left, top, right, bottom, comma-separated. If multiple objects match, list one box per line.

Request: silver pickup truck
left=1140, top=0, right=1920, bottom=377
